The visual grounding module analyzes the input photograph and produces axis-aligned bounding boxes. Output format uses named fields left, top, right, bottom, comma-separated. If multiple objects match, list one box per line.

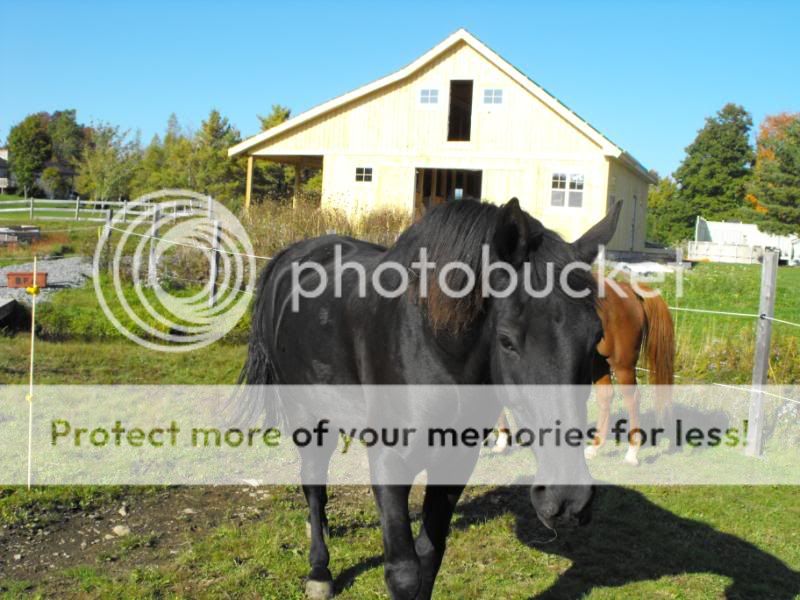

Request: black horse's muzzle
left=530, top=484, right=595, bottom=529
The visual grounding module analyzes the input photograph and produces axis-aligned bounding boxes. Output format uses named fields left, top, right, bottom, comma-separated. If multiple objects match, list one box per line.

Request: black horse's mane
left=385, top=200, right=597, bottom=333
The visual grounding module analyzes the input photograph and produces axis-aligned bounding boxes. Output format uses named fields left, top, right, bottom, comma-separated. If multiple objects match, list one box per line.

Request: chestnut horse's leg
left=586, top=354, right=613, bottom=459
left=492, top=409, right=511, bottom=453
left=616, top=366, right=642, bottom=466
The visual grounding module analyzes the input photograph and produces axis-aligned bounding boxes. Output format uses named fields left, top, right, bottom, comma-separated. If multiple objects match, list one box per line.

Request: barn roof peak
left=229, top=28, right=653, bottom=182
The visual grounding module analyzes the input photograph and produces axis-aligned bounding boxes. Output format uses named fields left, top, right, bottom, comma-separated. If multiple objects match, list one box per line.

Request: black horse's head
left=487, top=198, right=622, bottom=529
left=402, top=197, right=621, bottom=528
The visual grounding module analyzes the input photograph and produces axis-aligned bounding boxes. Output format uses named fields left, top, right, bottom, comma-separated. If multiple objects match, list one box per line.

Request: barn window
left=355, top=167, right=373, bottom=182
left=447, top=80, right=473, bottom=141
left=550, top=173, right=567, bottom=206
left=551, top=173, right=584, bottom=207
left=483, top=89, right=503, bottom=104
left=420, top=89, right=438, bottom=104
left=568, top=174, right=584, bottom=207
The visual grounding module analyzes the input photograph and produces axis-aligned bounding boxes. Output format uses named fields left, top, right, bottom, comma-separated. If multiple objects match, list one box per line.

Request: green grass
left=2, top=485, right=797, bottom=598
left=1, top=208, right=799, bottom=597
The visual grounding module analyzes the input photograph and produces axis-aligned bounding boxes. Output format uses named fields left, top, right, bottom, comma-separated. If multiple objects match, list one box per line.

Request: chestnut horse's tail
left=640, top=293, right=675, bottom=415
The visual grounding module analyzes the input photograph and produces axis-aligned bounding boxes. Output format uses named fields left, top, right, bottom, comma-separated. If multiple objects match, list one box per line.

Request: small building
left=229, top=29, right=655, bottom=251
left=0, top=148, right=10, bottom=194
left=689, top=217, right=800, bottom=265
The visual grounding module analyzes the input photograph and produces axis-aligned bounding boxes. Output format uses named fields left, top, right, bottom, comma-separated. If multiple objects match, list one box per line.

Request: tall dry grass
left=240, top=201, right=412, bottom=258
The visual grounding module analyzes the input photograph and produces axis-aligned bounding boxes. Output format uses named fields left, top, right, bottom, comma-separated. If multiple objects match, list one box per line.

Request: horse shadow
left=452, top=485, right=800, bottom=599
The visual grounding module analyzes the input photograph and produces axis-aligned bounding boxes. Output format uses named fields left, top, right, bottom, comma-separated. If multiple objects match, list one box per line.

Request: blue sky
left=1, top=0, right=798, bottom=176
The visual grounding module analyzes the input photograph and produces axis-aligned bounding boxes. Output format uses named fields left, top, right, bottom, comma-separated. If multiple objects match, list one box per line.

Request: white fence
left=0, top=197, right=207, bottom=223
left=687, top=241, right=765, bottom=265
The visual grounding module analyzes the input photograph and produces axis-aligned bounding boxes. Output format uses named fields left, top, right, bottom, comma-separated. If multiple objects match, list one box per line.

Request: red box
left=6, top=272, right=48, bottom=289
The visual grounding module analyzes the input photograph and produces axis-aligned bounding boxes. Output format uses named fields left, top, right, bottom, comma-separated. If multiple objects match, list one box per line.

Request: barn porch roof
left=229, top=29, right=655, bottom=184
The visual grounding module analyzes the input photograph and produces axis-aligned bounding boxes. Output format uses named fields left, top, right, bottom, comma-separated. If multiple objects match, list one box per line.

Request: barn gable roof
left=229, top=29, right=654, bottom=183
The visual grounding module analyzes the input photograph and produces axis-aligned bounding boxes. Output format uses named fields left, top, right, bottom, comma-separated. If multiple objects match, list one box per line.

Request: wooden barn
left=229, top=29, right=655, bottom=251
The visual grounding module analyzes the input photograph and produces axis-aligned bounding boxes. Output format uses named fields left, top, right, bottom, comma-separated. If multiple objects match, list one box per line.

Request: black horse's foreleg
left=414, top=484, right=465, bottom=599
left=300, top=442, right=336, bottom=599
left=373, top=484, right=420, bottom=600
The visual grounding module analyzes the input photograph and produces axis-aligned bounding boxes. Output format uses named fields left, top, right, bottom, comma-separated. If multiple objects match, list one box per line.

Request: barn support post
left=245, top=155, right=254, bottom=212
left=208, top=219, right=220, bottom=308
left=148, top=205, right=160, bottom=287
left=746, top=250, right=778, bottom=456
left=293, top=164, right=302, bottom=210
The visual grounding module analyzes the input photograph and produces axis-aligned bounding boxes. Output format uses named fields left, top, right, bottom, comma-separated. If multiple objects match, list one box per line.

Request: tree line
left=648, top=103, right=800, bottom=243
left=4, top=106, right=318, bottom=205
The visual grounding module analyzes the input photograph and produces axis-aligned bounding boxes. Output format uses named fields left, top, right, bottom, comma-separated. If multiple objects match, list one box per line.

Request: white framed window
left=355, top=167, right=373, bottom=182
left=568, top=174, right=584, bottom=207
left=550, top=173, right=567, bottom=206
left=483, top=88, right=503, bottom=104
left=551, top=173, right=584, bottom=207
left=419, top=88, right=439, bottom=104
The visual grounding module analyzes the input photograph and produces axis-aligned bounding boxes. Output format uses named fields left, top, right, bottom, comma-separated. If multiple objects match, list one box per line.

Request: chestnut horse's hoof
left=492, top=432, right=510, bottom=453
left=623, top=447, right=640, bottom=466
left=584, top=445, right=599, bottom=460
left=305, top=579, right=334, bottom=599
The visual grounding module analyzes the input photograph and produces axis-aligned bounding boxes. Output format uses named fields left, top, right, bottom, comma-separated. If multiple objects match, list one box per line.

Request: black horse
left=240, top=198, right=622, bottom=599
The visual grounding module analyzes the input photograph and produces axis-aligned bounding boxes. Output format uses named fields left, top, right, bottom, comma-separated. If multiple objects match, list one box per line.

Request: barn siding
left=249, top=41, right=649, bottom=250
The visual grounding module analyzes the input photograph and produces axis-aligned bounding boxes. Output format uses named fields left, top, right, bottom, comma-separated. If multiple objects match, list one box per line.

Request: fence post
left=122, top=199, right=127, bottom=223
left=148, top=205, right=160, bottom=287
left=29, top=197, right=34, bottom=220
left=208, top=219, right=220, bottom=308
left=105, top=209, right=114, bottom=272
left=746, top=250, right=779, bottom=456
left=207, top=195, right=213, bottom=219
left=74, top=196, right=80, bottom=220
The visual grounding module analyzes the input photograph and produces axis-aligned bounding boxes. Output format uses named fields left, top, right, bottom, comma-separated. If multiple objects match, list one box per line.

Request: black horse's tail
left=232, top=252, right=287, bottom=428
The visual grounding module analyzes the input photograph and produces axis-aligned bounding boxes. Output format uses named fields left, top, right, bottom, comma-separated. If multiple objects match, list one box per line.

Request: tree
left=7, top=113, right=52, bottom=197
left=258, top=105, right=291, bottom=131
left=674, top=103, right=754, bottom=228
left=254, top=105, right=293, bottom=201
left=48, top=109, right=85, bottom=166
left=646, top=175, right=691, bottom=244
left=40, top=166, right=68, bottom=199
left=194, top=109, right=246, bottom=202
left=746, top=113, right=800, bottom=234
left=75, top=124, right=140, bottom=201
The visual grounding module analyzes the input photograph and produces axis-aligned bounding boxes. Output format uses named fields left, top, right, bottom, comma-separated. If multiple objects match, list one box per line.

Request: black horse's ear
left=573, top=200, right=623, bottom=263
left=493, top=198, right=544, bottom=267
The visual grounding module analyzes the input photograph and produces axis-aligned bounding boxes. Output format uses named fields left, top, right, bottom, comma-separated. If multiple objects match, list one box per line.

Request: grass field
left=1, top=205, right=799, bottom=598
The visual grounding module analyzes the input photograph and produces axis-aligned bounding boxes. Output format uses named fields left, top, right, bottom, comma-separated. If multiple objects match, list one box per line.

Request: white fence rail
left=0, top=197, right=207, bottom=223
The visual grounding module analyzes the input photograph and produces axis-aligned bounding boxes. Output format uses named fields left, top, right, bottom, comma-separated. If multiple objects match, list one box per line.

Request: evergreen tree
left=254, top=105, right=294, bottom=201
left=674, top=103, right=754, bottom=230
left=194, top=109, right=245, bottom=202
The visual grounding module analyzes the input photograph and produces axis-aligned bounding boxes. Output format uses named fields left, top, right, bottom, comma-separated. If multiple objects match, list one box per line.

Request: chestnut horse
left=495, top=278, right=675, bottom=465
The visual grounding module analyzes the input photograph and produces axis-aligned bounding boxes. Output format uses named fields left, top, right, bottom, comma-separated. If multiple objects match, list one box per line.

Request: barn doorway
left=413, top=168, right=482, bottom=216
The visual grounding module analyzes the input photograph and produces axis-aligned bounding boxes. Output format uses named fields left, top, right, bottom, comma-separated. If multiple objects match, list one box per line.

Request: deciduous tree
left=7, top=113, right=52, bottom=197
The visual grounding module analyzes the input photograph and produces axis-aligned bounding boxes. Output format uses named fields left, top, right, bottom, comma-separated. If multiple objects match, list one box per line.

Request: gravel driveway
left=0, top=256, right=93, bottom=304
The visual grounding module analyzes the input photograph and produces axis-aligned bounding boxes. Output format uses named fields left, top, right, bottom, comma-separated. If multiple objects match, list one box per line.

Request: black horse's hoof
left=305, top=579, right=334, bottom=599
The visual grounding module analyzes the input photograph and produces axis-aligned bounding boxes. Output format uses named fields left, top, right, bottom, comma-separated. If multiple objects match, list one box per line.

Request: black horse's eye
left=499, top=335, right=517, bottom=353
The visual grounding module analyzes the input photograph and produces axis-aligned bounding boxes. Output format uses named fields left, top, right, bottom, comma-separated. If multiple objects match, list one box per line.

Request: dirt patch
left=0, top=486, right=277, bottom=587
